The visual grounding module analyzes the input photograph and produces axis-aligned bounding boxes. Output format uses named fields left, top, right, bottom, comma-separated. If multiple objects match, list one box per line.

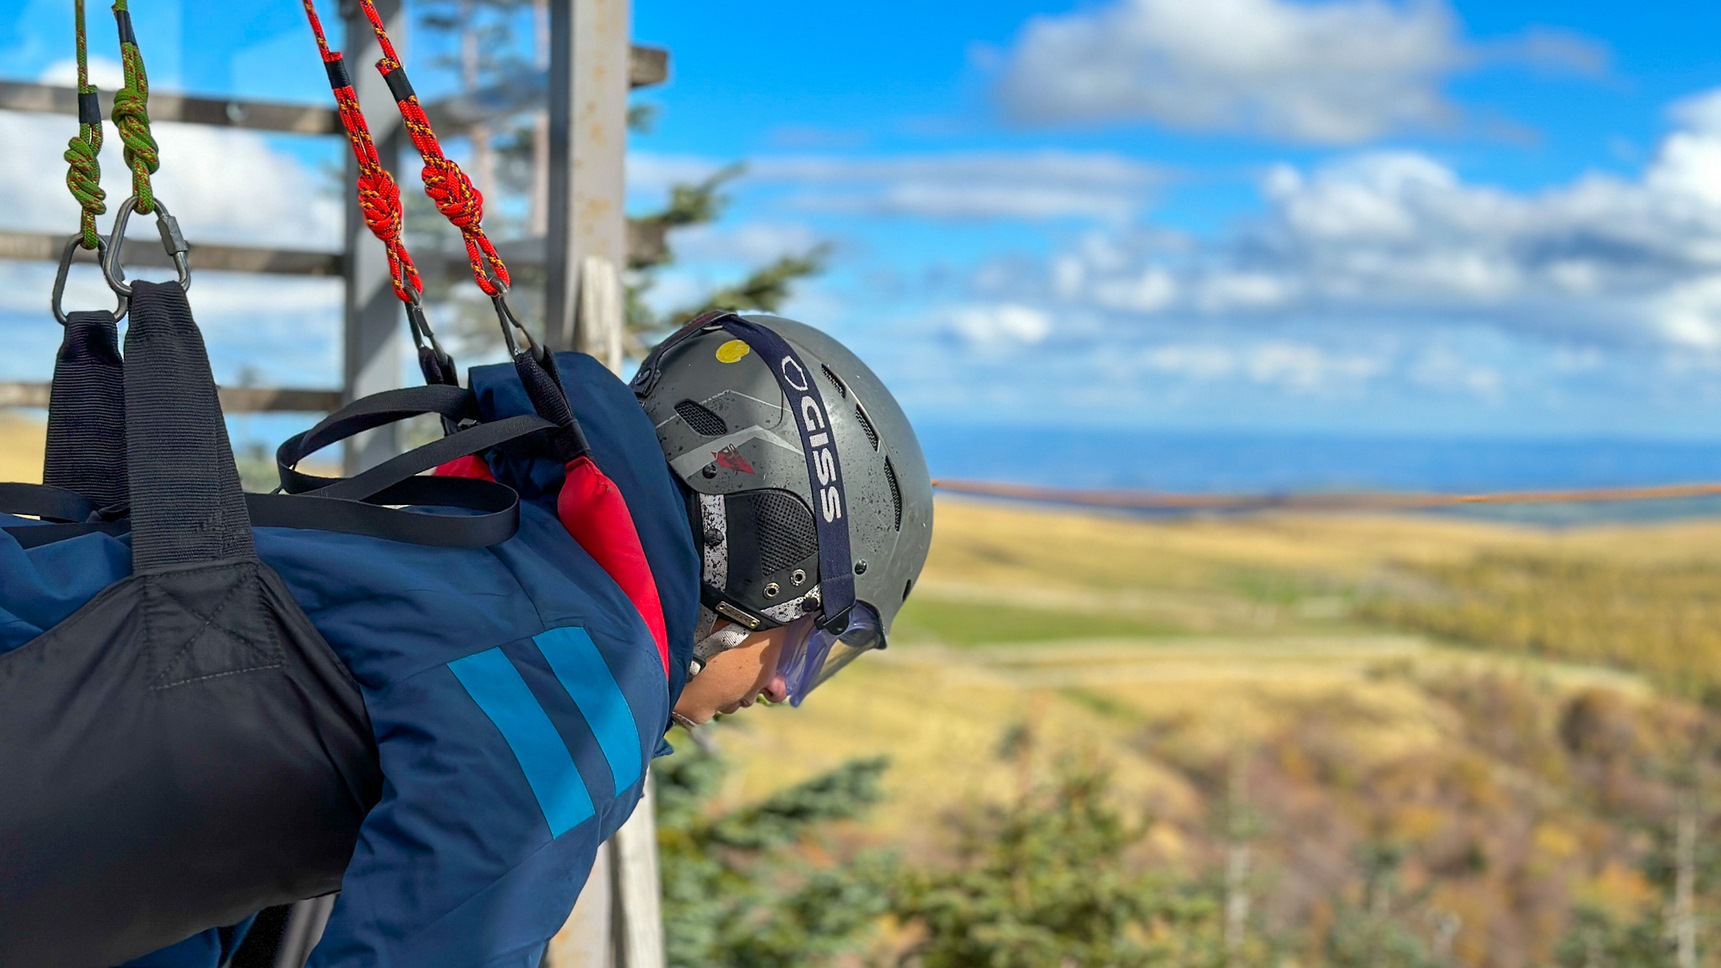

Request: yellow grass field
left=0, top=414, right=43, bottom=484
left=706, top=497, right=1714, bottom=850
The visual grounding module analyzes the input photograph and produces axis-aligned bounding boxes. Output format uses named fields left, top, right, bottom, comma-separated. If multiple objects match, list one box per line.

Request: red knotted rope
left=301, top=0, right=421, bottom=307
left=356, top=0, right=511, bottom=298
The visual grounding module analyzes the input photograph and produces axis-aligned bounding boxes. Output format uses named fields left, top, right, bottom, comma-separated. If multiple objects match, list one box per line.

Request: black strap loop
left=284, top=384, right=479, bottom=468
left=123, top=281, right=255, bottom=570
left=42, top=309, right=129, bottom=509
left=0, top=483, right=99, bottom=524
left=280, top=414, right=555, bottom=498
left=3, top=478, right=521, bottom=551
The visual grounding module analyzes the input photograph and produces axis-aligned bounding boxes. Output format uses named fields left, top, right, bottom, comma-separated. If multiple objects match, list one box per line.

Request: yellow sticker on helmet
left=716, top=339, right=751, bottom=364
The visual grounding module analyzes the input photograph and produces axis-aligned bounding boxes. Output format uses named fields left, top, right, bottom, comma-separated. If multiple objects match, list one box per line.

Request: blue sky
left=4, top=0, right=1721, bottom=447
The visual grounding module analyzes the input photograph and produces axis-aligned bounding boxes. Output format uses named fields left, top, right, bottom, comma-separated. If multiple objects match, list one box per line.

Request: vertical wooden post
left=544, top=5, right=665, bottom=963
left=612, top=773, right=666, bottom=967
left=340, top=0, right=406, bottom=474
left=544, top=0, right=628, bottom=355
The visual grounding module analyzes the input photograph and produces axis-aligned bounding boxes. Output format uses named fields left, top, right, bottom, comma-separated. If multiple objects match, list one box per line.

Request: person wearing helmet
left=632, top=310, right=933, bottom=726
left=5, top=308, right=929, bottom=968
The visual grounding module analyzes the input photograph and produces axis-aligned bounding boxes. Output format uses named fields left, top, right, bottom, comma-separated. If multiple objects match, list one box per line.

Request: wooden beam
left=0, top=229, right=667, bottom=278
left=0, top=381, right=341, bottom=414
left=0, top=79, right=340, bottom=135
left=0, top=231, right=343, bottom=277
left=630, top=44, right=670, bottom=88
left=0, top=45, right=665, bottom=135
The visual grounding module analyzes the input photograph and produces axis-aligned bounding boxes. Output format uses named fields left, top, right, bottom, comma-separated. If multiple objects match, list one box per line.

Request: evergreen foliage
left=891, top=760, right=1231, bottom=968
left=655, top=730, right=892, bottom=968
left=624, top=164, right=830, bottom=346
left=1552, top=904, right=1670, bottom=968
left=1321, top=843, right=1445, bottom=968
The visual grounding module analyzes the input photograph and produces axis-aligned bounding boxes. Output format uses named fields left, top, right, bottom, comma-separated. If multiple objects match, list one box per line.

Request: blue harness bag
left=0, top=282, right=697, bottom=967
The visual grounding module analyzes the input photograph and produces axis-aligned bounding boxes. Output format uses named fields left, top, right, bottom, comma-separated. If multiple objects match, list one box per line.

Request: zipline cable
left=932, top=478, right=1721, bottom=512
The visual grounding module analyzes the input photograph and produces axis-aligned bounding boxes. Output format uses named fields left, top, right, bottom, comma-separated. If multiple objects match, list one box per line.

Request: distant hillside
left=704, top=498, right=1721, bottom=968
left=0, top=415, right=43, bottom=484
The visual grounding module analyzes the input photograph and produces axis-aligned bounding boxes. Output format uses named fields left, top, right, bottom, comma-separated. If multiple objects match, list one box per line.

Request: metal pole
left=341, top=0, right=407, bottom=475
left=544, top=0, right=629, bottom=355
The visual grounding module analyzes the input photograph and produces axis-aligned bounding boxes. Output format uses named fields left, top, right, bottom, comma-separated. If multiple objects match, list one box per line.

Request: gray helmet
left=632, top=312, right=932, bottom=698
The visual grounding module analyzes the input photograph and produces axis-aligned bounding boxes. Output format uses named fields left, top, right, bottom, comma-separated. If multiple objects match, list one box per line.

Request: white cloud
left=944, top=303, right=1053, bottom=350
left=1093, top=267, right=1178, bottom=312
left=993, top=0, right=1605, bottom=144
left=0, top=113, right=340, bottom=250
left=1246, top=340, right=1384, bottom=392
left=1408, top=346, right=1502, bottom=397
left=38, top=55, right=125, bottom=90
left=669, top=221, right=824, bottom=265
left=625, top=149, right=1166, bottom=223
left=1139, top=343, right=1237, bottom=380
left=625, top=153, right=730, bottom=208
left=1022, top=88, right=1721, bottom=354
left=752, top=150, right=1165, bottom=221
left=1133, top=339, right=1387, bottom=394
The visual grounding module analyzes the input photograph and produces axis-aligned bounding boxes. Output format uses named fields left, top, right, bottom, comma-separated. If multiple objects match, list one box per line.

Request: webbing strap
left=123, top=281, right=255, bottom=570
left=280, top=414, right=554, bottom=498
left=0, top=482, right=97, bottom=524
left=42, top=310, right=128, bottom=509
left=3, top=479, right=522, bottom=551
left=288, top=384, right=478, bottom=462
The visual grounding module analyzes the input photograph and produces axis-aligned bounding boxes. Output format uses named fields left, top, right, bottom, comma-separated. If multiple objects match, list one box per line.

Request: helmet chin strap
left=689, top=605, right=751, bottom=673
left=673, top=607, right=753, bottom=734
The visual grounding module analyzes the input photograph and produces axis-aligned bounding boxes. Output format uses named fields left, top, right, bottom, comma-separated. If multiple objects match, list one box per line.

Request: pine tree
left=1321, top=842, right=1446, bottom=968
left=654, top=728, right=892, bottom=968
left=891, top=757, right=1230, bottom=968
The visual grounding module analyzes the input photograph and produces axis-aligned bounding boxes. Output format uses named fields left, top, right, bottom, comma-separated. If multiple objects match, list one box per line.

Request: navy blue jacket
left=0, top=354, right=699, bottom=967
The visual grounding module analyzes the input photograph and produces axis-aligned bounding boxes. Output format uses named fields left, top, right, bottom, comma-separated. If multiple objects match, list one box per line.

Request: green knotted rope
left=63, top=0, right=105, bottom=250
left=110, top=0, right=160, bottom=214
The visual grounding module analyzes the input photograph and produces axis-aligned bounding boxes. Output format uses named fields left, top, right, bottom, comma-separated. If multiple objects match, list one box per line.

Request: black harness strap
left=0, top=482, right=97, bottom=524
left=123, top=282, right=255, bottom=571
left=4, top=478, right=520, bottom=552
left=42, top=309, right=128, bottom=509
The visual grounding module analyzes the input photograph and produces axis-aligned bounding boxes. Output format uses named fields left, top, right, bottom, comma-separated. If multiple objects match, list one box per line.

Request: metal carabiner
left=101, top=195, right=191, bottom=297
left=52, top=235, right=128, bottom=325
left=492, top=292, right=540, bottom=361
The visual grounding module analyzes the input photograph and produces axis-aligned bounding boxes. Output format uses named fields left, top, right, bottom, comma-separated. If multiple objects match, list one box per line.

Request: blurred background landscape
left=8, top=0, right=1721, bottom=965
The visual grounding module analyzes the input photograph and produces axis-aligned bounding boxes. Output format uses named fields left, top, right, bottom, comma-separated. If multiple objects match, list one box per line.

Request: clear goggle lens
left=776, top=601, right=884, bottom=706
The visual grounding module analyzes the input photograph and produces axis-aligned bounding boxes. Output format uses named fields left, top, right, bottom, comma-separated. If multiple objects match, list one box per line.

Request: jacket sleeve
left=309, top=629, right=657, bottom=968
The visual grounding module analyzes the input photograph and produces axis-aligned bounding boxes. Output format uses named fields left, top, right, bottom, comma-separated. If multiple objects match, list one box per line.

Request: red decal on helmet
left=712, top=443, right=755, bottom=475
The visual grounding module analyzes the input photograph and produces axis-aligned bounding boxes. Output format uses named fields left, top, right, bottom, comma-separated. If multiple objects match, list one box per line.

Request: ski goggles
left=775, top=601, right=885, bottom=706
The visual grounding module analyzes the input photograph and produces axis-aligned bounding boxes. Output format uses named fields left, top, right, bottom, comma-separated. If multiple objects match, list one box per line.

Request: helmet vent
left=674, top=399, right=728, bottom=437
left=733, top=490, right=819, bottom=575
left=820, top=365, right=848, bottom=398
left=885, top=457, right=903, bottom=531
left=855, top=404, right=881, bottom=451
